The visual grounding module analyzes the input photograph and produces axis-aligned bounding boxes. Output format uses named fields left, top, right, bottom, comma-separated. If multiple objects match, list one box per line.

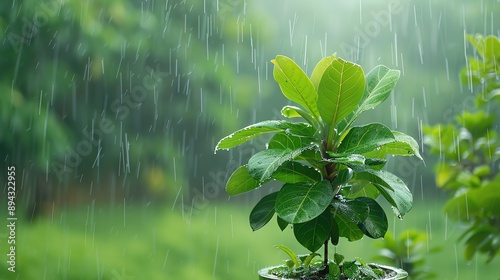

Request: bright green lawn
left=0, top=198, right=498, bottom=279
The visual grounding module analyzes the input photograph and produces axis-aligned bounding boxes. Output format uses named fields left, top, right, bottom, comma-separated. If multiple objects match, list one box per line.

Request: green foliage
left=424, top=34, right=500, bottom=262
left=269, top=246, right=324, bottom=278
left=374, top=230, right=440, bottom=280
left=269, top=247, right=383, bottom=280
left=216, top=54, right=421, bottom=276
left=1, top=0, right=261, bottom=202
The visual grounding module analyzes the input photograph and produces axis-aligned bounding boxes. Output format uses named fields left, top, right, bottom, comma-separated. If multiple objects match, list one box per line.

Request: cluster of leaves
left=327, top=254, right=384, bottom=280
left=423, top=34, right=500, bottom=262
left=216, top=53, right=421, bottom=272
left=374, top=230, right=440, bottom=280
left=268, top=245, right=325, bottom=279
left=268, top=246, right=384, bottom=280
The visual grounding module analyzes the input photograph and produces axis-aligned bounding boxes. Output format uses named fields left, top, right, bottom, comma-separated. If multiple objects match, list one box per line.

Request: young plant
left=424, top=34, right=500, bottom=262
left=216, top=54, right=421, bottom=277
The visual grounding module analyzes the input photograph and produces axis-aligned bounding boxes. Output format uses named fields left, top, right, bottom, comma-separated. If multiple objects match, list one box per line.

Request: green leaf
left=268, top=132, right=315, bottom=150
left=380, top=131, right=422, bottom=160
left=445, top=178, right=500, bottom=222
left=473, top=165, right=491, bottom=177
left=275, top=245, right=300, bottom=268
left=281, top=105, right=304, bottom=118
left=331, top=168, right=353, bottom=190
left=249, top=192, right=278, bottom=231
left=331, top=198, right=369, bottom=224
left=225, top=165, right=261, bottom=195
left=281, top=105, right=318, bottom=127
left=469, top=34, right=500, bottom=62
left=356, top=197, right=388, bottom=239
left=215, top=120, right=314, bottom=151
left=334, top=253, right=344, bottom=265
left=326, top=153, right=366, bottom=166
left=333, top=210, right=364, bottom=241
left=343, top=261, right=358, bottom=278
left=456, top=111, right=494, bottom=139
left=354, top=65, right=400, bottom=119
left=303, top=253, right=321, bottom=268
left=310, top=54, right=337, bottom=91
left=248, top=148, right=307, bottom=182
left=277, top=216, right=289, bottom=231
left=272, top=55, right=320, bottom=119
left=272, top=161, right=322, bottom=184
left=345, top=182, right=380, bottom=200
left=276, top=180, right=334, bottom=224
left=293, top=209, right=331, bottom=252
left=317, top=58, right=365, bottom=134
left=329, top=262, right=341, bottom=277
left=365, top=158, right=387, bottom=170
left=483, top=35, right=500, bottom=62
left=337, top=123, right=395, bottom=154
left=354, top=168, right=413, bottom=218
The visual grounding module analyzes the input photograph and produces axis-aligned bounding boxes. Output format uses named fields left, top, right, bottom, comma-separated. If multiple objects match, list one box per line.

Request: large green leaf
left=272, top=55, right=320, bottom=119
left=354, top=168, right=413, bottom=218
left=331, top=198, right=369, bottom=224
left=353, top=65, right=400, bottom=119
left=463, top=228, right=499, bottom=262
left=272, top=161, right=322, bottom=184
left=215, top=120, right=314, bottom=151
left=356, top=197, right=388, bottom=239
left=248, top=147, right=310, bottom=182
left=317, top=58, right=365, bottom=133
left=345, top=182, right=380, bottom=200
left=381, top=131, right=422, bottom=160
left=268, top=132, right=314, bottom=150
left=225, top=165, right=261, bottom=195
left=293, top=209, right=331, bottom=252
left=337, top=123, right=395, bottom=154
left=310, top=54, right=337, bottom=91
left=333, top=210, right=364, bottom=241
left=276, top=180, right=334, bottom=224
left=483, top=35, right=500, bottom=62
left=249, top=192, right=278, bottom=231
left=444, top=179, right=500, bottom=222
left=467, top=34, right=500, bottom=62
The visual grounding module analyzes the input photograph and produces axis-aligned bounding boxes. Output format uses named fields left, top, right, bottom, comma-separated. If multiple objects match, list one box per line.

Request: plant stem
left=324, top=238, right=329, bottom=271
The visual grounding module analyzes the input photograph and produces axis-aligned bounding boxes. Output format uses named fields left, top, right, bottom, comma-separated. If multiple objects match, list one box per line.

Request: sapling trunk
left=323, top=239, right=329, bottom=273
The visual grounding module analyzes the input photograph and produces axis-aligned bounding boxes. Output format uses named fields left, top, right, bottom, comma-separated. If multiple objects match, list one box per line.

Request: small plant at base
left=270, top=245, right=383, bottom=280
left=215, top=53, right=422, bottom=279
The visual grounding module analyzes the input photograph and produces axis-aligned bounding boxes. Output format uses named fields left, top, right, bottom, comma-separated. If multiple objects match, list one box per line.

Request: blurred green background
left=0, top=0, right=499, bottom=279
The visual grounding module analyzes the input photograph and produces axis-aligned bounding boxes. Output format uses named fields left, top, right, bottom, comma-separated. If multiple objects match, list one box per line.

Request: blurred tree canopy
left=424, top=34, right=500, bottom=262
left=1, top=0, right=267, bottom=212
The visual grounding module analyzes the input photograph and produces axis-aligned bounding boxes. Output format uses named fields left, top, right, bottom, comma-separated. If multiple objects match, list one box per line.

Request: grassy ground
left=0, top=198, right=498, bottom=279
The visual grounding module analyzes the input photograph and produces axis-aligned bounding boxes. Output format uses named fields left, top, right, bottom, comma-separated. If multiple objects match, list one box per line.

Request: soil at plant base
left=263, top=264, right=402, bottom=280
